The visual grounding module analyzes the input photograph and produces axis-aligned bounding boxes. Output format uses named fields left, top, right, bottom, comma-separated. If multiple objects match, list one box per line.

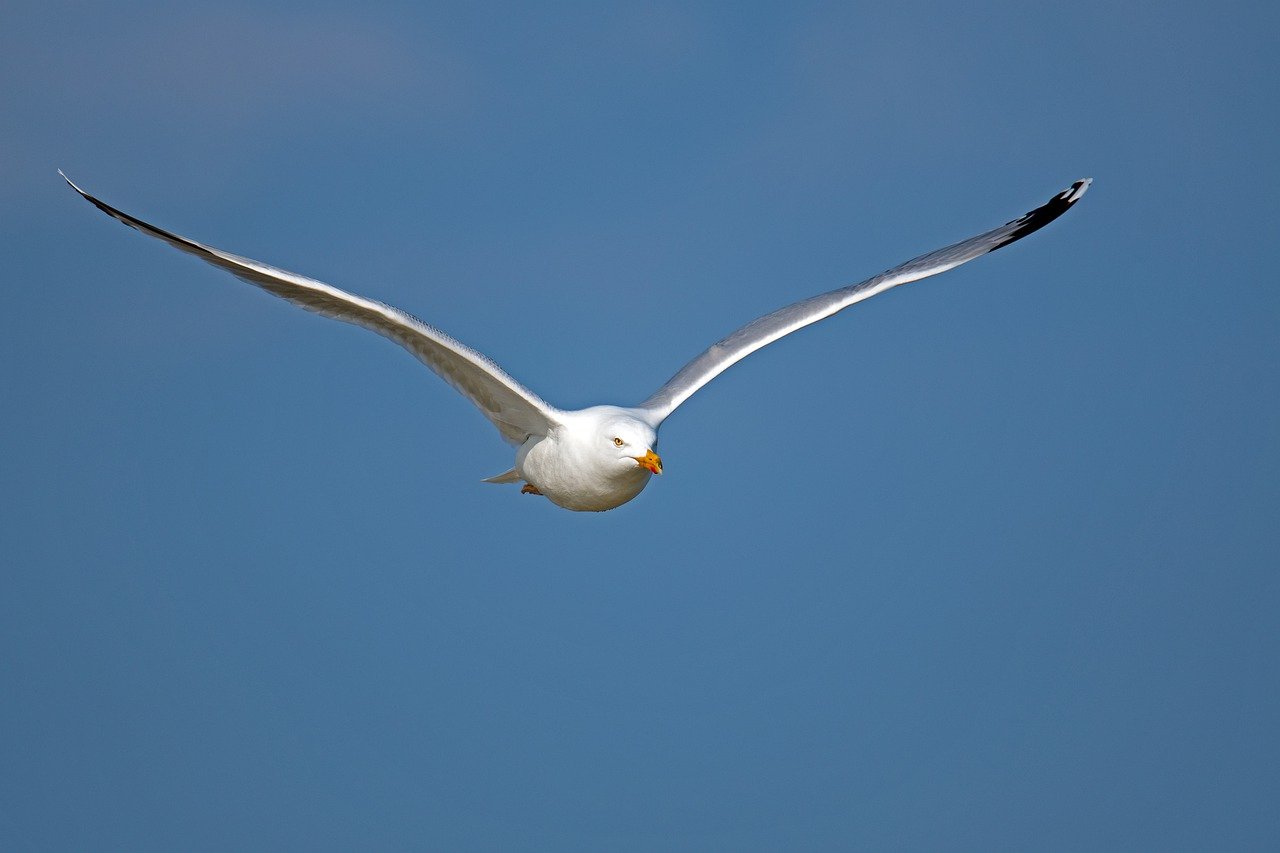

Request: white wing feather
left=62, top=172, right=561, bottom=445
left=638, top=179, right=1091, bottom=424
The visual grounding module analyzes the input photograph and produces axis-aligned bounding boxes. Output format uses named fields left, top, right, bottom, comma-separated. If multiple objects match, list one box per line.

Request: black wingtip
left=1061, top=177, right=1092, bottom=204
left=59, top=171, right=198, bottom=254
left=994, top=177, right=1092, bottom=249
left=59, top=171, right=119, bottom=219
left=59, top=170, right=101, bottom=208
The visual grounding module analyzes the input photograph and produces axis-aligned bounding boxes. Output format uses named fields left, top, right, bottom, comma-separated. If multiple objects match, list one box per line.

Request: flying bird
left=63, top=172, right=1089, bottom=511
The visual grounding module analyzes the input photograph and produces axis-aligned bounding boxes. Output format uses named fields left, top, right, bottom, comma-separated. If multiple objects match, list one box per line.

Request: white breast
left=516, top=431, right=651, bottom=512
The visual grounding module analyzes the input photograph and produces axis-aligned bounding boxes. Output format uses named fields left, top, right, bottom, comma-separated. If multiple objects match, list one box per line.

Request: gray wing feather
left=638, top=179, right=1091, bottom=423
left=63, top=172, right=561, bottom=445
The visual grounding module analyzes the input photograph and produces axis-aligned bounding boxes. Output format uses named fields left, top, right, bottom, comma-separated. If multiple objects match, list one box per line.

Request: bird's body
left=513, top=407, right=659, bottom=511
left=63, top=172, right=1089, bottom=511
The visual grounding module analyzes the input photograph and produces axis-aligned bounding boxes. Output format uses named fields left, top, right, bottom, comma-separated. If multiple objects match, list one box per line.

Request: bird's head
left=606, top=421, right=662, bottom=476
left=579, top=409, right=661, bottom=477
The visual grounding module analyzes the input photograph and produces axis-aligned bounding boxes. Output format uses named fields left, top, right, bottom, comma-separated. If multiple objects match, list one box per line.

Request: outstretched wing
left=62, top=172, right=561, bottom=445
left=637, top=179, right=1091, bottom=424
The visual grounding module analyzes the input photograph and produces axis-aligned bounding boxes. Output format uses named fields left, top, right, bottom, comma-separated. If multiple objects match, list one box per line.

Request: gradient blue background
left=4, top=2, right=1278, bottom=849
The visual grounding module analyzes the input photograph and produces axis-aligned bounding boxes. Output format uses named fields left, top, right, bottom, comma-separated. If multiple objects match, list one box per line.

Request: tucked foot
left=520, top=483, right=543, bottom=496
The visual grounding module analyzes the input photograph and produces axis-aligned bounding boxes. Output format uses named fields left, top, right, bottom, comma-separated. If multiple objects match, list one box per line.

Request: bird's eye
left=613, top=437, right=624, bottom=447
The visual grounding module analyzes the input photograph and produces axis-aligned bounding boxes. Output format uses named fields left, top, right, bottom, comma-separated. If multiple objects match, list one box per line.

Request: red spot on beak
left=634, top=450, right=663, bottom=475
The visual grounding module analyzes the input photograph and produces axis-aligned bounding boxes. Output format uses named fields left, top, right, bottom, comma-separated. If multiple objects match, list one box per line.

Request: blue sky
left=3, top=1, right=1278, bottom=848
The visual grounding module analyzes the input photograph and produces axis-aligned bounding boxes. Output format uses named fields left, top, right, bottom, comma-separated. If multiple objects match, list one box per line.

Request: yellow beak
left=632, top=449, right=663, bottom=475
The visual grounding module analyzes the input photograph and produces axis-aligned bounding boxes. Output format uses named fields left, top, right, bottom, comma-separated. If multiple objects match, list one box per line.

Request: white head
left=603, top=413, right=662, bottom=476
left=577, top=406, right=662, bottom=478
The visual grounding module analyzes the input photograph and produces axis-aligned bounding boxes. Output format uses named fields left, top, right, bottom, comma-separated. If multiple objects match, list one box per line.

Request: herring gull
left=63, top=172, right=1089, bottom=511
